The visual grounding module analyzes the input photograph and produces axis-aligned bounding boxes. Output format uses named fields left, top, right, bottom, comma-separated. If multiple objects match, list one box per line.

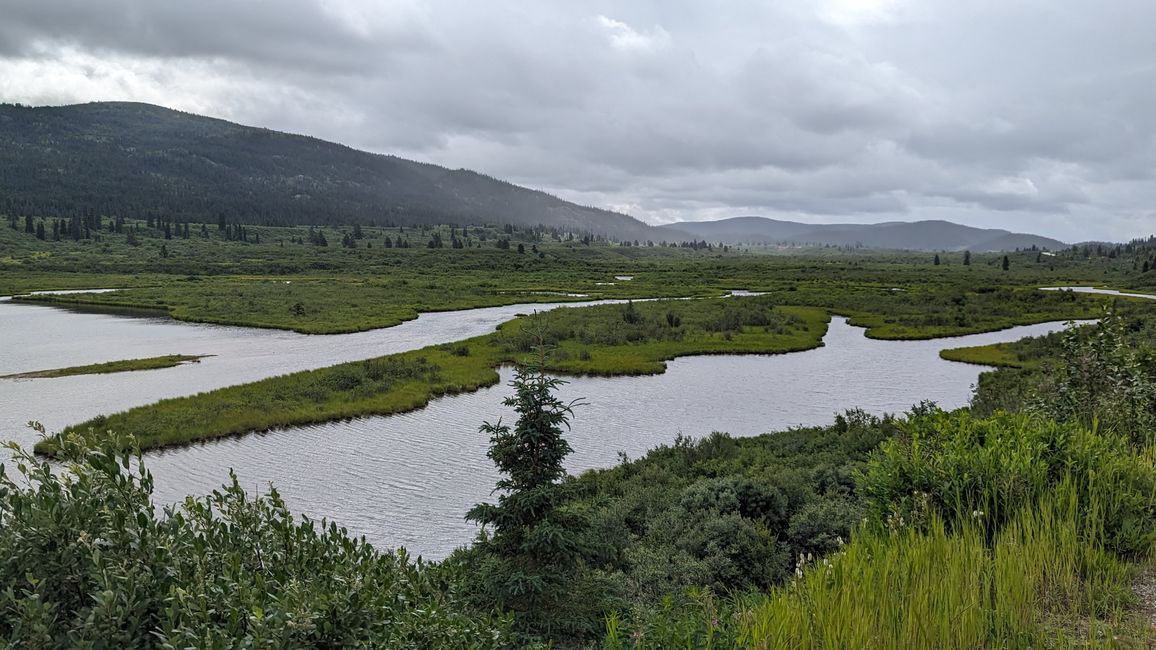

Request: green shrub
left=0, top=435, right=510, bottom=648
left=859, top=409, right=1156, bottom=555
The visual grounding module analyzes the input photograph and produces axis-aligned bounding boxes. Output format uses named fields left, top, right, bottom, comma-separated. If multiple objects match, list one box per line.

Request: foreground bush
left=604, top=411, right=1156, bottom=648
left=860, top=410, right=1156, bottom=555
left=0, top=435, right=509, bottom=648
left=734, top=483, right=1146, bottom=648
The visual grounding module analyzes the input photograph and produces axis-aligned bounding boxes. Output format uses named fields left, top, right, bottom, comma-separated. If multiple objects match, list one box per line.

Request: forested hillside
left=0, top=102, right=673, bottom=241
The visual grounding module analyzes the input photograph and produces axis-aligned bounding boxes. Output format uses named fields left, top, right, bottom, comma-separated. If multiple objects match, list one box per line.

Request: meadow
left=0, top=216, right=1141, bottom=335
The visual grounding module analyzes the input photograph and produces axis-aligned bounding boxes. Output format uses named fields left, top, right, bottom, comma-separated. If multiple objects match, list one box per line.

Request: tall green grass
left=604, top=483, right=1149, bottom=649
left=604, top=410, right=1156, bottom=649
left=736, top=482, right=1144, bottom=648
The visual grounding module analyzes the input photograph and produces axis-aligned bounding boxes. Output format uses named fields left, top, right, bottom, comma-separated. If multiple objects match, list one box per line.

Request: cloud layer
left=1, top=0, right=1153, bottom=241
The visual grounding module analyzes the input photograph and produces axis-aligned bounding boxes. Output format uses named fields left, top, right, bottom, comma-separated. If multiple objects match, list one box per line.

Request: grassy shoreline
left=2, top=355, right=212, bottom=379
left=11, top=280, right=1117, bottom=339
left=33, top=289, right=1126, bottom=456
left=12, top=289, right=603, bottom=335
left=938, top=342, right=1037, bottom=368
left=36, top=300, right=829, bottom=455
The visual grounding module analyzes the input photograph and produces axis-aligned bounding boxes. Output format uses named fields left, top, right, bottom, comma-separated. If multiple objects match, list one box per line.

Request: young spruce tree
left=466, top=326, right=589, bottom=640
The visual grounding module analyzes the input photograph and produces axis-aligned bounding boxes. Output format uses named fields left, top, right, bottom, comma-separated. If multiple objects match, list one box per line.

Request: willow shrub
left=858, top=410, right=1156, bottom=555
left=604, top=411, right=1155, bottom=648
left=0, top=434, right=510, bottom=648
left=606, top=480, right=1149, bottom=649
left=735, top=481, right=1145, bottom=649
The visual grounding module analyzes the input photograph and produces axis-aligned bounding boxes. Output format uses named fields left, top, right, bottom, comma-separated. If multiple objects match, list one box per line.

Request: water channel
left=0, top=289, right=1114, bottom=558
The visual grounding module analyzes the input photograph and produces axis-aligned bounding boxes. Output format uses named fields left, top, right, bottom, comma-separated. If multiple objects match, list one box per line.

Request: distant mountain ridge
left=659, top=216, right=1066, bottom=252
left=0, top=101, right=678, bottom=241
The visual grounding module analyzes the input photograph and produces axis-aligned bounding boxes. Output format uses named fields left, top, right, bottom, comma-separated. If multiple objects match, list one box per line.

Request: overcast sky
left=1, top=1, right=1153, bottom=242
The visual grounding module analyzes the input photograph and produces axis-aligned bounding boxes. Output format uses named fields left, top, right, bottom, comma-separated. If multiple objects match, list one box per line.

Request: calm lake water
left=0, top=292, right=1089, bottom=559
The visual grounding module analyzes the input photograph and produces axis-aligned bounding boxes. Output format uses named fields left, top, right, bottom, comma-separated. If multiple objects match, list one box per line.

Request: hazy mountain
left=0, top=102, right=678, bottom=241
left=660, top=216, right=1066, bottom=251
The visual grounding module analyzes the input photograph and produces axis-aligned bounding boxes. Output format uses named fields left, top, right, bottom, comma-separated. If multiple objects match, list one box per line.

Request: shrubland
left=0, top=434, right=510, bottom=648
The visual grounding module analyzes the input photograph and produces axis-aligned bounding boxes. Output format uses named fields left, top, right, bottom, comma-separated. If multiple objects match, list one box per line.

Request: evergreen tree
left=963, top=250, right=971, bottom=266
left=466, top=337, right=588, bottom=640
left=933, top=254, right=940, bottom=266
left=1001, top=255, right=1010, bottom=271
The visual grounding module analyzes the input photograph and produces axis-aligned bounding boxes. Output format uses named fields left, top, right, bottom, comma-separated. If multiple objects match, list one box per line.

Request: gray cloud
left=0, top=0, right=1153, bottom=242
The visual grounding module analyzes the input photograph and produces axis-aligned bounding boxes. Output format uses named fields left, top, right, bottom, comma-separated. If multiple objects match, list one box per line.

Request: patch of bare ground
left=1133, top=562, right=1155, bottom=647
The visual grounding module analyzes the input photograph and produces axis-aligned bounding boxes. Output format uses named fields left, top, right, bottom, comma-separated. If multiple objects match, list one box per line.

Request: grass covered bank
left=600, top=410, right=1156, bottom=648
left=939, top=341, right=1040, bottom=368
left=1, top=355, right=210, bottom=379
left=9, top=276, right=614, bottom=334
left=37, top=297, right=828, bottom=455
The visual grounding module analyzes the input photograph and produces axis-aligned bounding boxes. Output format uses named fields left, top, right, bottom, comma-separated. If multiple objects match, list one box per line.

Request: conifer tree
left=466, top=327, right=588, bottom=639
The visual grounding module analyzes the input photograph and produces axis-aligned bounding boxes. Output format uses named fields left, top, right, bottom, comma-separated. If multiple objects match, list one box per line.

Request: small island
left=1, top=354, right=211, bottom=380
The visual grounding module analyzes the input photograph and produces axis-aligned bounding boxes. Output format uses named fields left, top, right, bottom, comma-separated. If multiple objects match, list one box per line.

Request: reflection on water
left=0, top=298, right=1078, bottom=559
left=139, top=318, right=1076, bottom=559
left=0, top=297, right=613, bottom=441
left=1041, top=286, right=1156, bottom=300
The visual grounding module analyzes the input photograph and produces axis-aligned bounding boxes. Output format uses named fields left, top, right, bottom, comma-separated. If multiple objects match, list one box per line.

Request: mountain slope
left=659, top=217, right=1065, bottom=251
left=0, top=102, right=671, bottom=240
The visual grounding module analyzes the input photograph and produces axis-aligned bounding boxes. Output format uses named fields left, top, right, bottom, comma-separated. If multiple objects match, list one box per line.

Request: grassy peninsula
left=939, top=342, right=1038, bottom=368
left=1, top=355, right=210, bottom=380
left=36, top=297, right=828, bottom=455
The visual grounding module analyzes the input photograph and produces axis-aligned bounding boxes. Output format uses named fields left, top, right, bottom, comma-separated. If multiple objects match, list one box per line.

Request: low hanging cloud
left=0, top=0, right=1153, bottom=242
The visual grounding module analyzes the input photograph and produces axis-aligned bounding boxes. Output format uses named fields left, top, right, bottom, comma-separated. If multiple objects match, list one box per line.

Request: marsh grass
left=2, top=216, right=1136, bottom=337
left=603, top=410, right=1156, bottom=649
left=36, top=299, right=829, bottom=455
left=939, top=341, right=1038, bottom=368
left=1, top=354, right=210, bottom=379
left=734, top=484, right=1147, bottom=648
left=605, top=482, right=1150, bottom=649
